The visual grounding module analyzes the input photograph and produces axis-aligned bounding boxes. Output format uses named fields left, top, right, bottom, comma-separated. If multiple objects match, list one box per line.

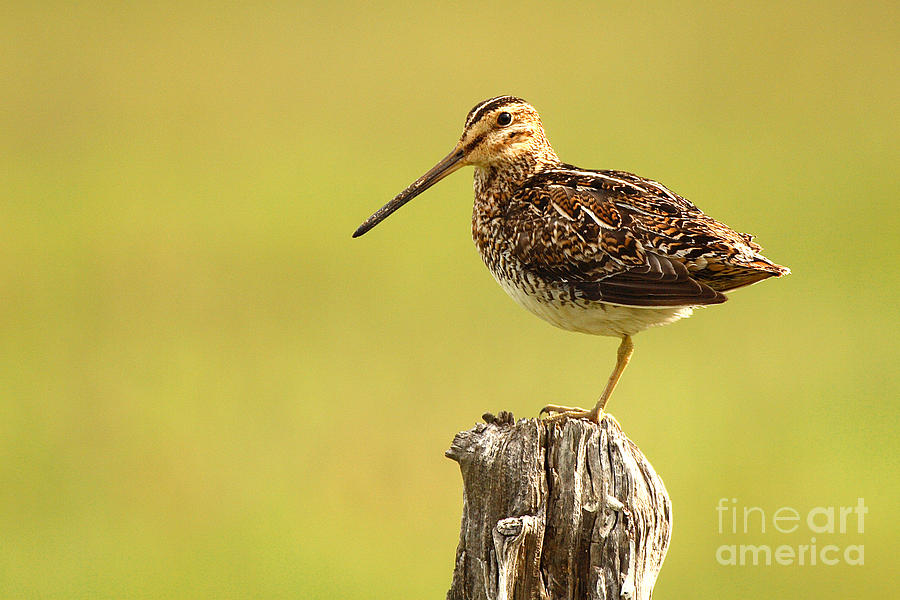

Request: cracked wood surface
left=445, top=412, right=671, bottom=600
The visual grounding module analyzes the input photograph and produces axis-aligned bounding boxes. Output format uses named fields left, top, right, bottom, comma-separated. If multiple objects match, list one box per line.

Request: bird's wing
left=503, top=172, right=727, bottom=307
left=597, top=169, right=790, bottom=291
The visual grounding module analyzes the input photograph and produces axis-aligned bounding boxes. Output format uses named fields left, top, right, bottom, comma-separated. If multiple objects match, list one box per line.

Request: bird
left=352, top=96, right=789, bottom=422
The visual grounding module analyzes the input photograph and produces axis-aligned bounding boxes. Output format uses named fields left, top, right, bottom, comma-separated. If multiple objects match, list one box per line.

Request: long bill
left=352, top=147, right=465, bottom=238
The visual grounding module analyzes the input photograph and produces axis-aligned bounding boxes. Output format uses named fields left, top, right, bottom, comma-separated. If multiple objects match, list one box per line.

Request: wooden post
left=445, top=411, right=671, bottom=600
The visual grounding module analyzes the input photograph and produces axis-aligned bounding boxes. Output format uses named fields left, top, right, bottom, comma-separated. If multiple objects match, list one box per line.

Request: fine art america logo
left=715, top=498, right=866, bottom=566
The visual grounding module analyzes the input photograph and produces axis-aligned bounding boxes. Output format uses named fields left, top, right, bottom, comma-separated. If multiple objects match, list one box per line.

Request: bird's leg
left=593, top=334, right=634, bottom=414
left=540, top=335, right=634, bottom=424
left=540, top=403, right=590, bottom=415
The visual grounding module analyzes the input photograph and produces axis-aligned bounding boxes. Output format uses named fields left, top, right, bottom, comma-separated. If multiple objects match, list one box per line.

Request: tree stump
left=445, top=411, right=671, bottom=600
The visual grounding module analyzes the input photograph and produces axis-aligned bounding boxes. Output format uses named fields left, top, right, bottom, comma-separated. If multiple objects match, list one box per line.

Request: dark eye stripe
left=462, top=132, right=487, bottom=154
left=465, top=96, right=525, bottom=128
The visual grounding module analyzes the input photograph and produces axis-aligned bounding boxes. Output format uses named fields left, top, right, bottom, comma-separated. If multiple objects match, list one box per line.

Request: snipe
left=353, top=96, right=789, bottom=422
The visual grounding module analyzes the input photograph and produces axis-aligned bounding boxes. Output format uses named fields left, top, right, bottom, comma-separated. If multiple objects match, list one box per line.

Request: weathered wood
left=445, top=411, right=671, bottom=600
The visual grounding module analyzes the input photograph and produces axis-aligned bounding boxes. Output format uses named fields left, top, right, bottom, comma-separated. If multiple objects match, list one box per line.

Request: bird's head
left=352, top=96, right=558, bottom=238
left=456, top=96, right=556, bottom=167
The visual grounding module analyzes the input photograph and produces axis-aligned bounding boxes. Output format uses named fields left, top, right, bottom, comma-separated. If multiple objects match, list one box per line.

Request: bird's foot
left=539, top=403, right=601, bottom=424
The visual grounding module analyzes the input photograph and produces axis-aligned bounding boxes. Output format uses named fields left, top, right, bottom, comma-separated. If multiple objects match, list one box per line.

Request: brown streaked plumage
left=353, top=96, right=789, bottom=422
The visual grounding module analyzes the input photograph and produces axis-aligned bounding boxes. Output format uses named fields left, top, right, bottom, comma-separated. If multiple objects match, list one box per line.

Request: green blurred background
left=2, top=1, right=897, bottom=598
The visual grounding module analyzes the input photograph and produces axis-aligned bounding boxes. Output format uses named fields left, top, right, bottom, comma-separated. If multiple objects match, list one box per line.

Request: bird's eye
left=496, top=112, right=513, bottom=126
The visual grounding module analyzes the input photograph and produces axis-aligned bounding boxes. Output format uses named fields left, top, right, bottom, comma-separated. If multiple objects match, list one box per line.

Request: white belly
left=494, top=274, right=694, bottom=338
